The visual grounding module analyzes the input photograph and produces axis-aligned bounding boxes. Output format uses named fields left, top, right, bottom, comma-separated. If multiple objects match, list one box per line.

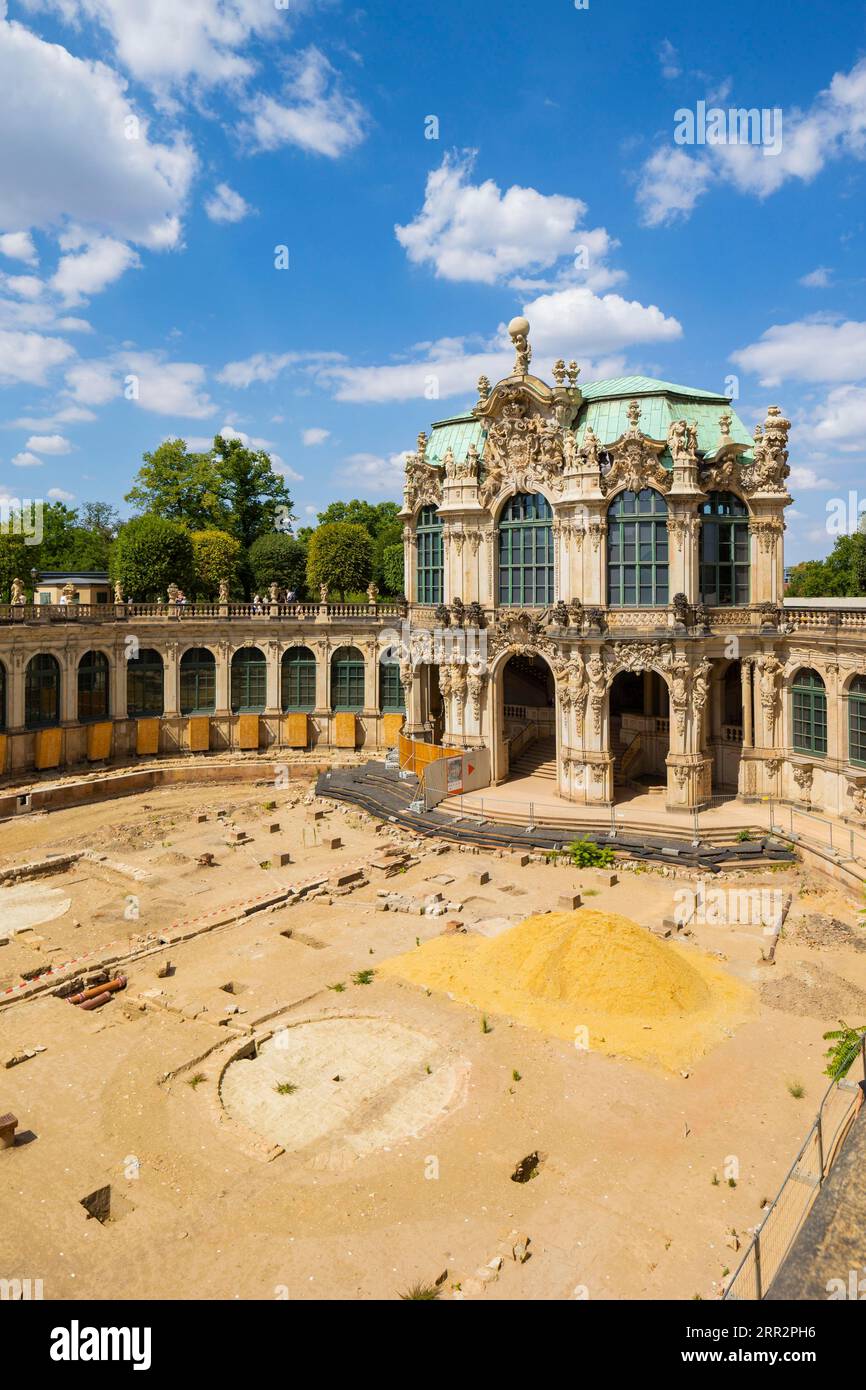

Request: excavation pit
left=219, top=1017, right=468, bottom=1163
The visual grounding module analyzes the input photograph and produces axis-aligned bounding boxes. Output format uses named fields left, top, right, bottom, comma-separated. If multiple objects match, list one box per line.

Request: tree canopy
left=306, top=522, right=373, bottom=599
left=786, top=533, right=866, bottom=597
left=112, top=514, right=194, bottom=599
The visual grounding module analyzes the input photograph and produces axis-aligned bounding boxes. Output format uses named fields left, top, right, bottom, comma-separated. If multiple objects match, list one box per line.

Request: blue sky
left=1, top=0, right=865, bottom=562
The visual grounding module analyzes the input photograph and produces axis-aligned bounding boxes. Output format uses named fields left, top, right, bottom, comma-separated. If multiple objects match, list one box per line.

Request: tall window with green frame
left=127, top=648, right=164, bottom=716
left=180, top=647, right=216, bottom=715
left=700, top=492, right=750, bottom=605
left=498, top=492, right=553, bottom=606
left=379, top=658, right=405, bottom=712
left=849, top=675, right=866, bottom=766
left=281, top=646, right=316, bottom=711
left=78, top=650, right=109, bottom=722
left=791, top=668, right=827, bottom=755
left=416, top=505, right=442, bottom=604
left=607, top=488, right=669, bottom=606
left=231, top=647, right=267, bottom=713
left=331, top=646, right=365, bottom=711
left=25, top=653, right=60, bottom=728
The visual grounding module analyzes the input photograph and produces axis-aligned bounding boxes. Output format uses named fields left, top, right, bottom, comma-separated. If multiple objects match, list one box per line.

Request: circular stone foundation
left=220, top=1016, right=467, bottom=1166
left=0, top=884, right=71, bottom=933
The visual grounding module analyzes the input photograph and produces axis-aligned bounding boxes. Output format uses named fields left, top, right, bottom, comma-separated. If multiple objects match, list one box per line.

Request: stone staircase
left=508, top=735, right=557, bottom=781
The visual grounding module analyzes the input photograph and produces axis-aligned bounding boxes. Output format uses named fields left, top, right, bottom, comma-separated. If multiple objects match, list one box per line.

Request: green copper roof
left=425, top=414, right=485, bottom=468
left=574, top=378, right=753, bottom=461
left=579, top=375, right=730, bottom=403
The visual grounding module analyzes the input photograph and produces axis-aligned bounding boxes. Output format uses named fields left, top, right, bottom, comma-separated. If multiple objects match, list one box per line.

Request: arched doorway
left=707, top=659, right=745, bottom=792
left=501, top=652, right=556, bottom=783
left=609, top=668, right=669, bottom=794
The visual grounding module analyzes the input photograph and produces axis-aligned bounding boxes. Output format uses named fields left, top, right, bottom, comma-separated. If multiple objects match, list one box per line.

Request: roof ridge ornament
left=508, top=315, right=532, bottom=375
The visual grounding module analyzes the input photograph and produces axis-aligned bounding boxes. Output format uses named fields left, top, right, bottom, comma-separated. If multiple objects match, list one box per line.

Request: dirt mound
left=381, top=909, right=753, bottom=1070
left=788, top=912, right=866, bottom=953
left=760, top=960, right=866, bottom=1019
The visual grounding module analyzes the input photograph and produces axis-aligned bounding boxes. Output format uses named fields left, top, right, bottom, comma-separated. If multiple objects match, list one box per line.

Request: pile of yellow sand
left=381, top=910, right=753, bottom=1070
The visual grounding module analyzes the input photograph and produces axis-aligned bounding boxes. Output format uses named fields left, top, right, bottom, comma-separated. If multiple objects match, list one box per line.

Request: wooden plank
left=334, top=712, right=357, bottom=748
left=187, top=715, right=210, bottom=752
left=284, top=712, right=308, bottom=748
left=86, top=721, right=113, bottom=761
left=136, top=718, right=160, bottom=755
left=237, top=713, right=260, bottom=750
left=35, top=727, right=62, bottom=770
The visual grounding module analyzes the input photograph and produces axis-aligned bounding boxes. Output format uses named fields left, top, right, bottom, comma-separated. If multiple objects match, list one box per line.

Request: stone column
left=60, top=645, right=77, bottom=723
left=215, top=642, right=231, bottom=715
left=313, top=642, right=330, bottom=715
left=162, top=644, right=179, bottom=717
left=741, top=661, right=754, bottom=748
left=265, top=640, right=280, bottom=715
left=9, top=651, right=25, bottom=730
left=112, top=638, right=128, bottom=721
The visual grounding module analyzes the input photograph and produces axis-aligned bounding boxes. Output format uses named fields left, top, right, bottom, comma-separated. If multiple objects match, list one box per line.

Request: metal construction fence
left=724, top=1034, right=866, bottom=1300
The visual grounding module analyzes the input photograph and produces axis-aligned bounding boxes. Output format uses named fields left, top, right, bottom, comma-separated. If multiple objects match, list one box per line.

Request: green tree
left=191, top=529, right=241, bottom=598
left=212, top=435, right=293, bottom=550
left=317, top=499, right=401, bottom=589
left=306, top=522, right=373, bottom=600
left=125, top=438, right=226, bottom=530
left=248, top=532, right=308, bottom=596
left=381, top=541, right=404, bottom=596
left=112, top=515, right=194, bottom=600
left=786, top=533, right=866, bottom=597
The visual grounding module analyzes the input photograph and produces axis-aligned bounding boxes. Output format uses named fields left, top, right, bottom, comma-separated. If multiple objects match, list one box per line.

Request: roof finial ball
left=508, top=315, right=531, bottom=375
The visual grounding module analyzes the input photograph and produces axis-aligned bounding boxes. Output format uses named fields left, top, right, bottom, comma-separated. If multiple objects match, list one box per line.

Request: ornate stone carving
left=478, top=385, right=565, bottom=506
left=792, top=762, right=813, bottom=801
left=757, top=654, right=783, bottom=733
left=403, top=430, right=443, bottom=511
left=600, top=400, right=672, bottom=497
left=848, top=780, right=866, bottom=818
left=508, top=315, right=532, bottom=375
left=749, top=517, right=784, bottom=553
left=740, top=407, right=791, bottom=494
left=467, top=669, right=487, bottom=720
left=667, top=418, right=699, bottom=468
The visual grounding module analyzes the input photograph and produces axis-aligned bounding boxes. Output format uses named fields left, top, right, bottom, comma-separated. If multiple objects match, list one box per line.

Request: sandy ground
left=1, top=774, right=865, bottom=1301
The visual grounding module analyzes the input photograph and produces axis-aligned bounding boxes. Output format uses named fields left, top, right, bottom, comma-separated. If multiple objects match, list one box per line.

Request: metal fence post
left=754, top=1231, right=762, bottom=1301
left=816, top=1112, right=825, bottom=1184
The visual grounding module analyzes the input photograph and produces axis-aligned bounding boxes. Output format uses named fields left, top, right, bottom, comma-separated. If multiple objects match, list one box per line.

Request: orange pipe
left=69, top=975, right=127, bottom=1006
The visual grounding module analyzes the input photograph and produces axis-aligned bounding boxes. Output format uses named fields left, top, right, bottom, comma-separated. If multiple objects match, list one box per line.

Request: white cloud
left=317, top=284, right=679, bottom=405
left=65, top=350, right=215, bottom=417
left=216, top=349, right=344, bottom=389
left=205, top=182, right=255, bottom=224
left=658, top=39, right=681, bottom=81
left=302, top=427, right=330, bottom=445
left=3, top=274, right=42, bottom=300
left=0, top=231, right=38, bottom=265
left=635, top=146, right=714, bottom=227
left=47, top=486, right=75, bottom=501
left=811, top=385, right=866, bottom=449
left=24, top=0, right=290, bottom=90
left=799, top=266, right=833, bottom=288
left=636, top=56, right=866, bottom=225
left=395, top=151, right=619, bottom=288
left=731, top=317, right=866, bottom=385
left=25, top=433, right=72, bottom=454
left=339, top=450, right=409, bottom=494
left=242, top=47, right=366, bottom=158
left=52, top=236, right=140, bottom=304
left=11, top=450, right=43, bottom=467
left=10, top=405, right=96, bottom=428
left=0, top=328, right=74, bottom=385
left=0, top=17, right=195, bottom=249
left=788, top=465, right=835, bottom=490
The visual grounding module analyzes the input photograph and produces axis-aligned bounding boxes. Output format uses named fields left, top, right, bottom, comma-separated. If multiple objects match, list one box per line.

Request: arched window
left=849, top=675, right=866, bottom=766
left=0, top=661, right=6, bottom=731
left=379, top=658, right=405, bottom=712
left=700, top=492, right=749, bottom=605
left=231, top=647, right=267, bottom=713
left=180, top=647, right=216, bottom=715
left=498, top=492, right=553, bottom=606
left=792, top=668, right=827, bottom=755
left=331, top=646, right=365, bottom=711
left=607, top=488, right=668, bottom=607
left=281, top=646, right=316, bottom=711
left=78, top=650, right=109, bottom=722
left=127, top=649, right=164, bottom=717
left=416, top=505, right=443, bottom=604
left=25, top=653, right=60, bottom=729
